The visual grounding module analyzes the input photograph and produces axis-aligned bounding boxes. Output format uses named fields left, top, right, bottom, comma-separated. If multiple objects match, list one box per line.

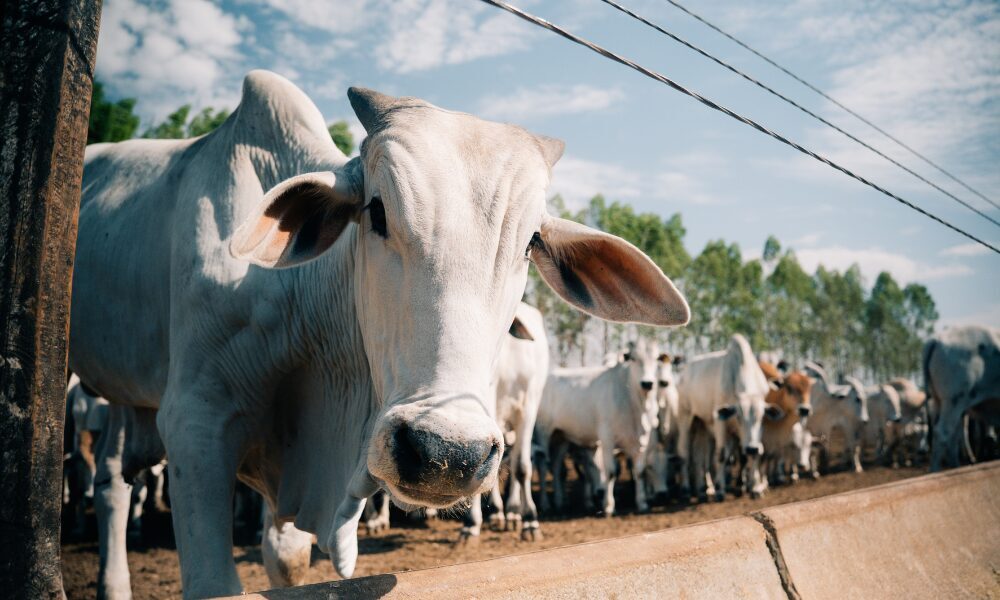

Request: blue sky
left=95, top=0, right=999, bottom=327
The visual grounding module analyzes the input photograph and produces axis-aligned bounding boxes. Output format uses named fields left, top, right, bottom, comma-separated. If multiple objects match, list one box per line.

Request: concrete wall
left=228, top=462, right=1000, bottom=600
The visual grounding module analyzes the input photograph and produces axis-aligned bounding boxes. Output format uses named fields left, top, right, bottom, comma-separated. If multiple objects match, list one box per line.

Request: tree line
left=88, top=82, right=938, bottom=383
left=526, top=195, right=938, bottom=383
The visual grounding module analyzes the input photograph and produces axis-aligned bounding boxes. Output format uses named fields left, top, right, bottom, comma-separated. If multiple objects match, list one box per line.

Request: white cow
left=862, top=384, right=903, bottom=464
left=641, top=354, right=681, bottom=502
left=923, top=326, right=1000, bottom=470
left=675, top=334, right=776, bottom=501
left=803, top=363, right=869, bottom=473
left=69, top=71, right=689, bottom=598
left=461, top=302, right=549, bottom=541
left=534, top=339, right=664, bottom=516
left=885, top=378, right=928, bottom=467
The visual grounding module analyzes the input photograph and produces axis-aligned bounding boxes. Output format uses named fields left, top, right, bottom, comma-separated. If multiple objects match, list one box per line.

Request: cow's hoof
left=653, top=491, right=669, bottom=506
left=636, top=503, right=650, bottom=514
left=521, top=522, right=542, bottom=542
left=603, top=508, right=615, bottom=518
left=488, top=513, right=506, bottom=532
left=854, top=466, right=864, bottom=474
left=714, top=492, right=726, bottom=503
left=504, top=512, right=522, bottom=531
left=750, top=490, right=763, bottom=500
left=456, top=529, right=480, bottom=546
left=696, top=492, right=708, bottom=504
left=365, top=518, right=389, bottom=534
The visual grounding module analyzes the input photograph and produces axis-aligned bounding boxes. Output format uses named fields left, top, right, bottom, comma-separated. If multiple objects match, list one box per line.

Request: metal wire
left=597, top=0, right=1000, bottom=230
left=478, top=0, right=999, bottom=254
left=662, top=0, right=1000, bottom=213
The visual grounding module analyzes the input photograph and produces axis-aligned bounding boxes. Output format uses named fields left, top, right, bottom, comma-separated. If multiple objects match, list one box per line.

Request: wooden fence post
left=0, top=1, right=102, bottom=597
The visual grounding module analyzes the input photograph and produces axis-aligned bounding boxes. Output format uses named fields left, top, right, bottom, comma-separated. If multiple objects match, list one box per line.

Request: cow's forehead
left=361, top=105, right=549, bottom=175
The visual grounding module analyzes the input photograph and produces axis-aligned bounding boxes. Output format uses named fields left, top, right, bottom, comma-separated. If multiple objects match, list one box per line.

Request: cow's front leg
left=262, top=505, right=314, bottom=587
left=850, top=430, right=864, bottom=473
left=600, top=443, right=617, bottom=517
left=488, top=482, right=507, bottom=531
left=94, top=404, right=132, bottom=600
left=512, top=443, right=541, bottom=541
left=632, top=448, right=650, bottom=513
left=458, top=494, right=482, bottom=545
left=711, top=422, right=729, bottom=501
left=364, top=492, right=391, bottom=534
left=549, top=440, right=570, bottom=513
left=675, top=413, right=693, bottom=500
left=159, top=404, right=247, bottom=599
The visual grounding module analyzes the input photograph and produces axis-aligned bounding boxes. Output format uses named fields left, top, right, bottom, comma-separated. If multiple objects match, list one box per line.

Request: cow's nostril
left=745, top=446, right=761, bottom=456
left=393, top=424, right=424, bottom=484
left=640, top=381, right=654, bottom=391
left=475, top=441, right=501, bottom=481
left=798, top=406, right=812, bottom=417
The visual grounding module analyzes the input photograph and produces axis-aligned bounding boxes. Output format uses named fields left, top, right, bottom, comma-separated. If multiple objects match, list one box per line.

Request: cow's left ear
left=231, top=160, right=363, bottom=269
left=764, top=405, right=785, bottom=421
left=769, top=379, right=784, bottom=392
left=508, top=317, right=534, bottom=341
left=530, top=216, right=689, bottom=326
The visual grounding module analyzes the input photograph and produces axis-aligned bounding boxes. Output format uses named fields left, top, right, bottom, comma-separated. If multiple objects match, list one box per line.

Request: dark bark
left=0, top=1, right=101, bottom=597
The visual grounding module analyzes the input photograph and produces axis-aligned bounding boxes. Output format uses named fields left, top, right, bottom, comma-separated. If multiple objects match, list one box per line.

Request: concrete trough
left=227, top=462, right=1000, bottom=599
left=756, top=460, right=1000, bottom=600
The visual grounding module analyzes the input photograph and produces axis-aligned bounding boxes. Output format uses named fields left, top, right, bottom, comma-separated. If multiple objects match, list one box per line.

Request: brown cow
left=760, top=361, right=814, bottom=485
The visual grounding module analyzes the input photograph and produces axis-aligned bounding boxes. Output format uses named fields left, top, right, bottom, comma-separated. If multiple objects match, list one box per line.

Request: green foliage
left=528, top=193, right=938, bottom=377
left=188, top=107, right=231, bottom=137
left=142, top=105, right=230, bottom=139
left=88, top=81, right=140, bottom=143
left=328, top=121, right=355, bottom=156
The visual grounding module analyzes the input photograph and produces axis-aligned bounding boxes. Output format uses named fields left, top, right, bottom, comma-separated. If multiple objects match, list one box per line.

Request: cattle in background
left=804, top=363, right=869, bottom=473
left=70, top=71, right=689, bottom=598
left=461, top=302, right=549, bottom=542
left=534, top=339, right=664, bottom=516
left=64, top=375, right=108, bottom=537
left=862, top=384, right=903, bottom=464
left=642, top=353, right=682, bottom=502
left=675, top=334, right=776, bottom=502
left=923, top=326, right=1000, bottom=470
left=885, top=378, right=929, bottom=467
left=759, top=361, right=813, bottom=485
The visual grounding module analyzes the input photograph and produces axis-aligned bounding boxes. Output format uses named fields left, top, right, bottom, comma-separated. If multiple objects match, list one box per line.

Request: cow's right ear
left=530, top=216, right=689, bottom=326
left=716, top=405, right=738, bottom=421
left=231, top=162, right=363, bottom=269
left=769, top=379, right=784, bottom=392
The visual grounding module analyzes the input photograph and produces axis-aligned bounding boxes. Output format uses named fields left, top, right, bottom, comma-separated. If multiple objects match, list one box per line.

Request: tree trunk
left=0, top=2, right=101, bottom=598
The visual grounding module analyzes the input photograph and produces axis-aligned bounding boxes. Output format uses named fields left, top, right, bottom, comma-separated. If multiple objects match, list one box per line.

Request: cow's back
left=71, top=139, right=198, bottom=406
left=69, top=71, right=344, bottom=408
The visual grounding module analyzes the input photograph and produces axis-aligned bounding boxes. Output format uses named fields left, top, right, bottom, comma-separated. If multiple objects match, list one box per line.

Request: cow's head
left=656, top=352, right=679, bottom=438
left=622, top=339, right=662, bottom=432
left=715, top=336, right=771, bottom=456
left=230, top=88, right=689, bottom=527
left=842, top=376, right=869, bottom=424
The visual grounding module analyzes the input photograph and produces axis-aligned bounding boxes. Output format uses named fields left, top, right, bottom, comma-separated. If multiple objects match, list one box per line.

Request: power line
left=597, top=0, right=1000, bottom=230
left=662, top=0, right=1000, bottom=213
left=478, top=0, right=999, bottom=254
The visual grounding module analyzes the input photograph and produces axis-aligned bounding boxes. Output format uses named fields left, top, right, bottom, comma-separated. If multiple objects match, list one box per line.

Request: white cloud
left=479, top=85, right=624, bottom=122
left=795, top=245, right=973, bottom=285
left=939, top=302, right=1000, bottom=329
left=549, top=156, right=643, bottom=208
left=96, top=0, right=248, bottom=124
left=254, top=0, right=537, bottom=74
left=941, top=242, right=991, bottom=257
left=549, top=155, right=718, bottom=209
left=790, top=232, right=823, bottom=247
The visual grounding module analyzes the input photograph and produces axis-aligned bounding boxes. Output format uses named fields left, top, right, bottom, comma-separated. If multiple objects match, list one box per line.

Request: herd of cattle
left=59, top=71, right=999, bottom=599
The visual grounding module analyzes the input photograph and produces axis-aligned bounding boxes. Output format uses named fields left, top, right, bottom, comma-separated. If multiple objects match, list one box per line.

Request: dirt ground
left=61, top=465, right=924, bottom=599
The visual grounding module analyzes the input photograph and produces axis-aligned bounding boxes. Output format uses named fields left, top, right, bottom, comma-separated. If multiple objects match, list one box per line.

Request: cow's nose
left=745, top=445, right=761, bottom=456
left=640, top=380, right=654, bottom=392
left=392, top=423, right=500, bottom=490
left=798, top=406, right=812, bottom=417
left=891, top=416, right=902, bottom=423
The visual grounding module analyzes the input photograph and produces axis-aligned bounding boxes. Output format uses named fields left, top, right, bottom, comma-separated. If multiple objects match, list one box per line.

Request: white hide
left=69, top=71, right=689, bottom=598
left=804, top=363, right=869, bottom=473
left=534, top=339, right=661, bottom=516
left=675, top=334, right=770, bottom=500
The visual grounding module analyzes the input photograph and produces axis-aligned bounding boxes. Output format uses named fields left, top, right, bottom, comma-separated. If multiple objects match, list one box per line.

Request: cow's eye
left=367, top=196, right=387, bottom=238
left=525, top=232, right=542, bottom=259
